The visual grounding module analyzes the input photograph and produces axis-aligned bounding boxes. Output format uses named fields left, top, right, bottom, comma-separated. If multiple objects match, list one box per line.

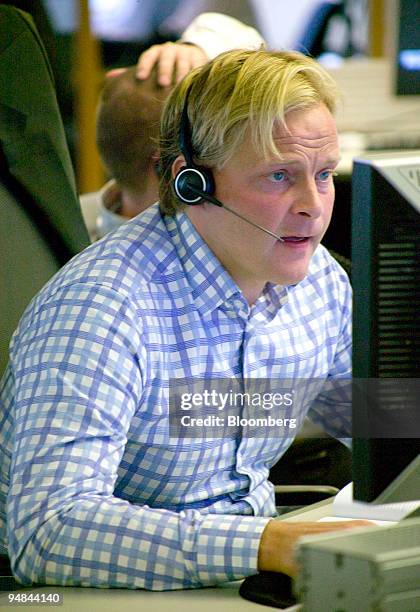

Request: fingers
left=136, top=42, right=208, bottom=86
left=155, top=43, right=181, bottom=87
left=294, top=519, right=374, bottom=534
left=105, top=67, right=128, bottom=79
left=136, top=44, right=164, bottom=81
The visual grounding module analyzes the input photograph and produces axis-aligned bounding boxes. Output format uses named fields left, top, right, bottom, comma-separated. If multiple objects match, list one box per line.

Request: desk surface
left=0, top=499, right=333, bottom=611
left=1, top=581, right=278, bottom=612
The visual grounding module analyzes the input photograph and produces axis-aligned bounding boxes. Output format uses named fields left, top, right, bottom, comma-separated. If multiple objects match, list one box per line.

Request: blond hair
left=159, top=49, right=341, bottom=214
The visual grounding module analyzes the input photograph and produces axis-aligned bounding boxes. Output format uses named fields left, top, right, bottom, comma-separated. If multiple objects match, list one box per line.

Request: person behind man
left=85, top=66, right=169, bottom=239
left=82, top=11, right=265, bottom=240
left=0, top=48, right=371, bottom=590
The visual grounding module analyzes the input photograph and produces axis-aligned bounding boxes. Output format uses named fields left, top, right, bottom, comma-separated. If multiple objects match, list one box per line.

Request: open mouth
left=281, top=236, right=309, bottom=243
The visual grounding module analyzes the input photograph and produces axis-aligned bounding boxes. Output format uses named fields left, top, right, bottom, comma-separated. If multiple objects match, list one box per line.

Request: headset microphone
left=173, top=86, right=284, bottom=242
left=184, top=183, right=285, bottom=242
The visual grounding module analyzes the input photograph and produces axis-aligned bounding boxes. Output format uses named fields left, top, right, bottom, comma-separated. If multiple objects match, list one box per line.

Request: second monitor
left=351, top=151, right=420, bottom=504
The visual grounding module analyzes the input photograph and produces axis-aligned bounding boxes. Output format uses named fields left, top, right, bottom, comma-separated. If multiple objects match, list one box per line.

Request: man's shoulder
left=29, top=204, right=178, bottom=309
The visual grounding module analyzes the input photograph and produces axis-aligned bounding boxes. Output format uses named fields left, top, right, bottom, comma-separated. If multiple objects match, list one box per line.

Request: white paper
left=331, top=482, right=420, bottom=522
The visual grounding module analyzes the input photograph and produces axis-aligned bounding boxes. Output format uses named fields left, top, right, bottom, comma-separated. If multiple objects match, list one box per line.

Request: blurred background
left=1, top=0, right=400, bottom=194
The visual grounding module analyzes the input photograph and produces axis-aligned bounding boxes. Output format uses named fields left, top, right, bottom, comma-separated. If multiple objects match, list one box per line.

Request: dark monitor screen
left=351, top=151, right=420, bottom=502
left=396, top=0, right=420, bottom=95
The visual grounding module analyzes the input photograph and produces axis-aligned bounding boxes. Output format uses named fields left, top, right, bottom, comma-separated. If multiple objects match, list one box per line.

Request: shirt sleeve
left=180, top=12, right=266, bottom=60
left=7, top=282, right=270, bottom=590
left=306, top=265, right=353, bottom=447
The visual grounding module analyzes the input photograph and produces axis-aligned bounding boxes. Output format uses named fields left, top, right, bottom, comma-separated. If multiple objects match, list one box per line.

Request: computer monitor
left=395, top=0, right=420, bottom=96
left=351, top=151, right=420, bottom=503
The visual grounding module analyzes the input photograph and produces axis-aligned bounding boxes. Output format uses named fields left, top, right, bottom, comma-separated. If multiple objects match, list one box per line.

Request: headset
left=173, top=86, right=215, bottom=205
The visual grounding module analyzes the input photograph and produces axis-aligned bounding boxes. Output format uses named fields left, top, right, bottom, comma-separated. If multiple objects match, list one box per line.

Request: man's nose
left=291, top=180, right=324, bottom=218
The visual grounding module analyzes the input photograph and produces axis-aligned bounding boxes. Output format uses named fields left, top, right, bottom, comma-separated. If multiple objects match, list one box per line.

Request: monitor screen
left=396, top=0, right=420, bottom=95
left=351, top=151, right=420, bottom=502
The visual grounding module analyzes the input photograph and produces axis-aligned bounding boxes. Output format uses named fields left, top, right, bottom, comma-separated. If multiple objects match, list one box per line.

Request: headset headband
left=178, top=85, right=194, bottom=166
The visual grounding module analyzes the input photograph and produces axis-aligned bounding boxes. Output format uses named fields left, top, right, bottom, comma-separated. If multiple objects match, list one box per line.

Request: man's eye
left=317, top=170, right=337, bottom=182
left=270, top=170, right=287, bottom=183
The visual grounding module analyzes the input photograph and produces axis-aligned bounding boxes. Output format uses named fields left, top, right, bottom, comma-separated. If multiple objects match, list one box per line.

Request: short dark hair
left=96, top=67, right=169, bottom=191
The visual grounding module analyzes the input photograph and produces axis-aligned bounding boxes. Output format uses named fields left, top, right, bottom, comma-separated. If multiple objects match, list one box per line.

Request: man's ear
left=171, top=155, right=187, bottom=179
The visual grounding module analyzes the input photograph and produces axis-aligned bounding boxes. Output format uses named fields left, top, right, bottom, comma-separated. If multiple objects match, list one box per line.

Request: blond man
left=0, top=49, right=370, bottom=591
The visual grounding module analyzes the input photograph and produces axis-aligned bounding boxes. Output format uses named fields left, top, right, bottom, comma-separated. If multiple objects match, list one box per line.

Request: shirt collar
left=163, top=210, right=244, bottom=316
left=254, top=282, right=289, bottom=319
left=162, top=209, right=290, bottom=319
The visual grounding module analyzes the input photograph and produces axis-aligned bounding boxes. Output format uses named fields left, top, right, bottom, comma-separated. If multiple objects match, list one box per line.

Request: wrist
left=258, top=520, right=299, bottom=577
left=177, top=40, right=208, bottom=61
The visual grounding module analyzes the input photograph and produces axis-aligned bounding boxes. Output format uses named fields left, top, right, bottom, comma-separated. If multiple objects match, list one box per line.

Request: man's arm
left=136, top=12, right=266, bottom=84
left=179, top=12, right=265, bottom=60
left=6, top=282, right=269, bottom=590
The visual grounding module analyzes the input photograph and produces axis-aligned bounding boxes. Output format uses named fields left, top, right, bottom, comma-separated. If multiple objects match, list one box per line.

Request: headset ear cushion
left=174, top=166, right=215, bottom=204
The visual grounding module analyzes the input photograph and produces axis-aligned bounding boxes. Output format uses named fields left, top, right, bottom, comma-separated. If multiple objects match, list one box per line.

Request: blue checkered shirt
left=0, top=203, right=352, bottom=590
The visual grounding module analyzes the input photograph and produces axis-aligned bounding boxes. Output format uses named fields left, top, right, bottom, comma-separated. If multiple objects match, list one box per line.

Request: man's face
left=186, top=103, right=340, bottom=304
